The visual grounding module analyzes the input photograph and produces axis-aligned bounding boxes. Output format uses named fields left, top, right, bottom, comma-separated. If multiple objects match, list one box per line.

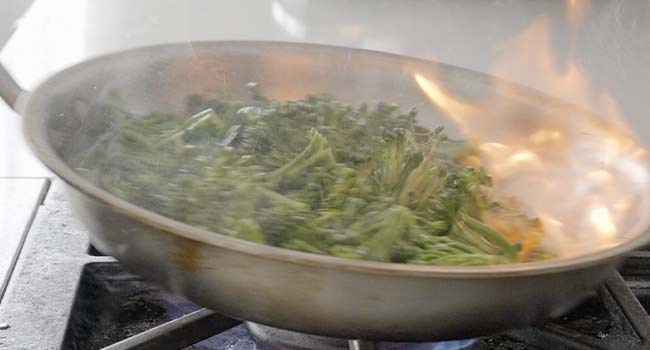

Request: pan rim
left=22, top=40, right=650, bottom=278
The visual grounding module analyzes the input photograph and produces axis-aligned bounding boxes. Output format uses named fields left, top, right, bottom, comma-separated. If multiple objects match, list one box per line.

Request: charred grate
left=59, top=251, right=650, bottom=350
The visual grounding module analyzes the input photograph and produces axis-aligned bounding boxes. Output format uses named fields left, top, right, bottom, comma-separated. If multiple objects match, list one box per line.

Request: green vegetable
left=74, top=84, right=549, bottom=265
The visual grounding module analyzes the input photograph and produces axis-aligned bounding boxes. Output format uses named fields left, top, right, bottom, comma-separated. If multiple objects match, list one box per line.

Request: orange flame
left=413, top=14, right=650, bottom=257
left=492, top=16, right=624, bottom=126
left=567, top=0, right=590, bottom=33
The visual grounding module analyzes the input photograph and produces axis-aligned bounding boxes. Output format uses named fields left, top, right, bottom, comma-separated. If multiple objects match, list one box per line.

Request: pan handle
left=0, top=62, right=24, bottom=111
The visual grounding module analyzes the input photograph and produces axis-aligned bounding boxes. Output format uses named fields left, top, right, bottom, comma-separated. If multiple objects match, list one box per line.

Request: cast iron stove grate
left=59, top=247, right=650, bottom=350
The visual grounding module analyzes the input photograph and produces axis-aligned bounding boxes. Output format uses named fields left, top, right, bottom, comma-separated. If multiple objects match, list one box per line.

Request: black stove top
left=1, top=181, right=649, bottom=350
left=58, top=253, right=650, bottom=350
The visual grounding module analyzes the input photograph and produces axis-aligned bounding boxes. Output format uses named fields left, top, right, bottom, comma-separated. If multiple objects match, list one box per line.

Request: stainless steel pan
left=1, top=41, right=648, bottom=341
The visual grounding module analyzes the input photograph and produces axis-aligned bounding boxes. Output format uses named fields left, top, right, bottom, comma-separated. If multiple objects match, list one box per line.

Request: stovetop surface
left=1, top=180, right=650, bottom=350
left=57, top=260, right=650, bottom=350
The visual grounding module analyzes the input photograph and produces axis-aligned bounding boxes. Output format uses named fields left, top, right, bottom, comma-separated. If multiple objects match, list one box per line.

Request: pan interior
left=24, top=41, right=650, bottom=273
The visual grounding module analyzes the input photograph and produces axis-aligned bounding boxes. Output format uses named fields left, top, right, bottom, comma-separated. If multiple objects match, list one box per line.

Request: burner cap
left=246, top=322, right=475, bottom=350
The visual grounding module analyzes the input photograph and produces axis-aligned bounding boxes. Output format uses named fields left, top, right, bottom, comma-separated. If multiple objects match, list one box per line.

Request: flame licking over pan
left=414, top=4, right=650, bottom=258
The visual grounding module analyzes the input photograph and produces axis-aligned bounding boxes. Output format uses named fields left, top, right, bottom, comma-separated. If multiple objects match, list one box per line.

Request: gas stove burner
left=246, top=322, right=348, bottom=350
left=246, top=322, right=476, bottom=350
